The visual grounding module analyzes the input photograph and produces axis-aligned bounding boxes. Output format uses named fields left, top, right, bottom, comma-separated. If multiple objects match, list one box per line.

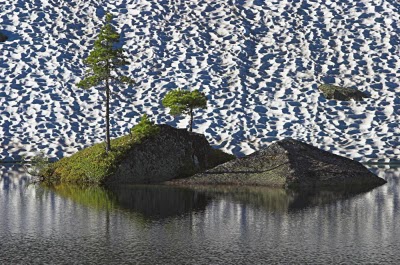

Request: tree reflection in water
left=43, top=184, right=212, bottom=220
left=44, top=182, right=378, bottom=219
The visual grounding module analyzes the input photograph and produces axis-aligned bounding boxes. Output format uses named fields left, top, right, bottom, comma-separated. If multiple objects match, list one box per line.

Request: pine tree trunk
left=189, top=108, right=193, bottom=132
left=105, top=78, right=111, bottom=152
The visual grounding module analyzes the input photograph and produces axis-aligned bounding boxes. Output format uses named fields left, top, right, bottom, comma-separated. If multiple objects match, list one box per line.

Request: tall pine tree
left=77, top=13, right=133, bottom=152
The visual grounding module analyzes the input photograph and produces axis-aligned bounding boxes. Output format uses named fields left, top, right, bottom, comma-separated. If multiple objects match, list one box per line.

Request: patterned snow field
left=0, top=0, right=399, bottom=162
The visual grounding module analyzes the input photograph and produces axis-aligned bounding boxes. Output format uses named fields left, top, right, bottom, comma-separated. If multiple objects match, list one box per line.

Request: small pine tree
left=162, top=89, right=207, bottom=132
left=131, top=114, right=160, bottom=141
left=77, top=13, right=133, bottom=152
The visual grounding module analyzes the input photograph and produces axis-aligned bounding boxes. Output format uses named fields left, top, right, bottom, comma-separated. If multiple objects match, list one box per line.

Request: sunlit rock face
left=0, top=0, right=399, bottom=162
left=106, top=125, right=233, bottom=184
left=175, top=139, right=387, bottom=190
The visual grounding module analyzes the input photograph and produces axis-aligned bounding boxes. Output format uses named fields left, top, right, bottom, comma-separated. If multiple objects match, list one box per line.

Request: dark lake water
left=1, top=164, right=399, bottom=264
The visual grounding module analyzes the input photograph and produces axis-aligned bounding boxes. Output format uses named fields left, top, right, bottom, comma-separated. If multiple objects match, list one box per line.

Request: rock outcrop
left=173, top=139, right=386, bottom=190
left=318, top=84, right=368, bottom=101
left=105, top=125, right=234, bottom=185
left=0, top=32, right=8, bottom=42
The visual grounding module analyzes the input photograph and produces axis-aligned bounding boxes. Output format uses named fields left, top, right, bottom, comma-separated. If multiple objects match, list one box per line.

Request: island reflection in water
left=43, top=184, right=212, bottom=220
left=44, top=170, right=386, bottom=218
left=1, top=164, right=399, bottom=263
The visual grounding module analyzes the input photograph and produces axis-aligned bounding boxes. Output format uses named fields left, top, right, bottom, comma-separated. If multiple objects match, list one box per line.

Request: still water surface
left=1, top=164, right=399, bottom=264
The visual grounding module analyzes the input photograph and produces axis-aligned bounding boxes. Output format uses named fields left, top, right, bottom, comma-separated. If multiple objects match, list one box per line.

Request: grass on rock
left=42, top=115, right=160, bottom=184
left=43, top=135, right=138, bottom=184
left=41, top=114, right=234, bottom=184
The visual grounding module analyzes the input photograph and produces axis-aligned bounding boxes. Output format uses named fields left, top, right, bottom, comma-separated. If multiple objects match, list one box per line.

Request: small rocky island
left=41, top=124, right=234, bottom=184
left=0, top=31, right=8, bottom=42
left=41, top=124, right=385, bottom=191
left=172, top=139, right=386, bottom=190
left=318, top=84, right=368, bottom=101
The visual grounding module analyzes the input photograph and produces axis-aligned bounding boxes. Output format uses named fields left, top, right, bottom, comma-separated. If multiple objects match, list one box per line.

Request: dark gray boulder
left=173, top=139, right=386, bottom=190
left=105, top=125, right=234, bottom=185
left=0, top=32, right=8, bottom=42
left=318, top=84, right=368, bottom=101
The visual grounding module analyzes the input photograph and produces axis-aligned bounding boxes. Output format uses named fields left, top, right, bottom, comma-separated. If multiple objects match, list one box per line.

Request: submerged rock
left=173, top=139, right=386, bottom=190
left=0, top=32, right=8, bottom=42
left=105, top=125, right=234, bottom=185
left=318, top=84, right=368, bottom=101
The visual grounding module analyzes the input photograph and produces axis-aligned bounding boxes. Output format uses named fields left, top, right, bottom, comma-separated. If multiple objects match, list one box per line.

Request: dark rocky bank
left=171, top=139, right=386, bottom=190
left=105, top=125, right=234, bottom=185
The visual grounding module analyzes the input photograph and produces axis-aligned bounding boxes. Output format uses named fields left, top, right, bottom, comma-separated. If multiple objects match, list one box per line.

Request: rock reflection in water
left=45, top=183, right=212, bottom=220
left=46, top=182, right=374, bottom=218
left=109, top=185, right=212, bottom=219
left=1, top=164, right=399, bottom=263
left=185, top=185, right=375, bottom=213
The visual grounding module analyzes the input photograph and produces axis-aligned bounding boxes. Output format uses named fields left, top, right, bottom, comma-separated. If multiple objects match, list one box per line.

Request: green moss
left=42, top=115, right=163, bottom=184
left=41, top=117, right=233, bottom=185
left=42, top=135, right=137, bottom=184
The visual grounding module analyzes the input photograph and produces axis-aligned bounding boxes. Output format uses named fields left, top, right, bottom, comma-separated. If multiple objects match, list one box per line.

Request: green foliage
left=76, top=13, right=133, bottom=152
left=131, top=114, right=160, bottom=141
left=41, top=135, right=137, bottom=184
left=162, top=89, right=207, bottom=131
left=162, top=89, right=207, bottom=115
left=77, top=13, right=133, bottom=89
left=22, top=152, right=53, bottom=177
left=40, top=115, right=160, bottom=184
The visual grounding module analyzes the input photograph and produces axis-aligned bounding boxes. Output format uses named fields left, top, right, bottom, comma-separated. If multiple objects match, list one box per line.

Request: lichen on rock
left=173, top=139, right=386, bottom=191
left=318, top=84, right=368, bottom=101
